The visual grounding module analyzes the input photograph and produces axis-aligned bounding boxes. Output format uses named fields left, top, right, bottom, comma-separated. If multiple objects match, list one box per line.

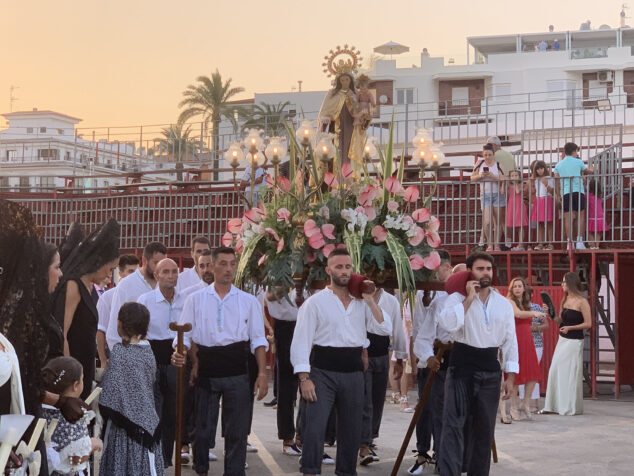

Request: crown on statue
left=322, top=45, right=363, bottom=78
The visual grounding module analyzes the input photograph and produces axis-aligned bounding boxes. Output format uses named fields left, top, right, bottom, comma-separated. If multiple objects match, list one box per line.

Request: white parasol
left=373, top=41, right=410, bottom=59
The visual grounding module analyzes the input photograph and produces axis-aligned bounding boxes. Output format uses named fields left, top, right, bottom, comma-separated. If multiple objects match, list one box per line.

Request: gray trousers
left=193, top=374, right=251, bottom=476
left=361, top=354, right=390, bottom=445
left=438, top=368, right=501, bottom=476
left=301, top=367, right=364, bottom=476
left=153, top=363, right=177, bottom=467
left=415, top=367, right=446, bottom=455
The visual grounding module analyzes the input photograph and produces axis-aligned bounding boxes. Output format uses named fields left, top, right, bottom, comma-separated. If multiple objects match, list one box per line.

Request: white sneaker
left=245, top=461, right=248, bottom=469
left=208, top=451, right=217, bottom=461
left=322, top=453, right=335, bottom=465
left=283, top=444, right=302, bottom=456
left=246, top=442, right=258, bottom=453
left=575, top=239, right=586, bottom=250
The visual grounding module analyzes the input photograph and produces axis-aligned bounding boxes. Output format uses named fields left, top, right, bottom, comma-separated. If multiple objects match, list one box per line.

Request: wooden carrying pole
left=391, top=342, right=452, bottom=476
left=170, top=322, right=192, bottom=476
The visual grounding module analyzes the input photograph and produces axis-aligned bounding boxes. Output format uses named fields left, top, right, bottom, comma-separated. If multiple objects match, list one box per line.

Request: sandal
left=544, top=244, right=554, bottom=250
left=400, top=396, right=414, bottom=413
left=500, top=415, right=512, bottom=424
left=509, top=407, right=521, bottom=421
left=534, top=244, right=543, bottom=251
left=389, top=392, right=401, bottom=404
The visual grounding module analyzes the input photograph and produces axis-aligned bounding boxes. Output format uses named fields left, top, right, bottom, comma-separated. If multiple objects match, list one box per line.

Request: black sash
left=367, top=332, right=390, bottom=357
left=310, top=345, right=363, bottom=373
left=449, top=342, right=500, bottom=377
left=197, top=341, right=250, bottom=379
left=149, top=339, right=174, bottom=366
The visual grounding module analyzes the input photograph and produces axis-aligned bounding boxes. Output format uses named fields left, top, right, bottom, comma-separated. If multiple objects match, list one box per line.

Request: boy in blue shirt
left=553, top=142, right=594, bottom=249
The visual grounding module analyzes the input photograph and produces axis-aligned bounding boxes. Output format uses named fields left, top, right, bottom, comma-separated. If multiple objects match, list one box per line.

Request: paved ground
left=168, top=386, right=634, bottom=476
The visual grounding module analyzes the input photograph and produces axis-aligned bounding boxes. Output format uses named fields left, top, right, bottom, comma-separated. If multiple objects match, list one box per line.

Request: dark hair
left=531, top=160, right=549, bottom=177
left=191, top=236, right=211, bottom=250
left=482, top=144, right=495, bottom=152
left=588, top=179, right=602, bottom=197
left=437, top=249, right=451, bottom=263
left=327, top=248, right=350, bottom=261
left=118, top=254, right=139, bottom=271
left=41, top=356, right=83, bottom=395
left=564, top=142, right=579, bottom=156
left=118, top=302, right=150, bottom=345
left=43, top=242, right=58, bottom=268
left=466, top=251, right=494, bottom=269
left=507, top=276, right=531, bottom=311
left=143, top=242, right=167, bottom=259
left=212, top=246, right=236, bottom=261
left=561, top=272, right=586, bottom=314
left=199, top=249, right=212, bottom=257
left=330, top=73, right=356, bottom=97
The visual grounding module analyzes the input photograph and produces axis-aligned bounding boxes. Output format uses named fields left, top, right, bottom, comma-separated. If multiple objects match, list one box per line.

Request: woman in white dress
left=542, top=272, right=591, bottom=415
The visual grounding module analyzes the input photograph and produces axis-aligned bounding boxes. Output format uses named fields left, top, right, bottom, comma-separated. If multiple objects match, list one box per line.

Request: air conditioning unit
left=598, top=71, right=614, bottom=82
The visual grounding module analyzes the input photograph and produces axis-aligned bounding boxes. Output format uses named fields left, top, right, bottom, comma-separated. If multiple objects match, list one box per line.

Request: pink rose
left=322, top=243, right=335, bottom=257
left=265, top=227, right=280, bottom=242
left=424, top=251, right=441, bottom=270
left=387, top=200, right=399, bottom=212
left=277, top=208, right=291, bottom=222
left=409, top=254, right=425, bottom=270
left=408, top=226, right=425, bottom=246
left=277, top=238, right=285, bottom=253
left=412, top=208, right=431, bottom=223
left=308, top=232, right=325, bottom=249
left=222, top=232, right=233, bottom=247
left=341, top=163, right=354, bottom=179
left=371, top=225, right=388, bottom=243
left=227, top=218, right=243, bottom=234
left=404, top=186, right=420, bottom=203
left=403, top=216, right=414, bottom=227
left=426, top=231, right=441, bottom=248
left=324, top=172, right=339, bottom=188
left=321, top=224, right=336, bottom=240
left=303, top=219, right=321, bottom=238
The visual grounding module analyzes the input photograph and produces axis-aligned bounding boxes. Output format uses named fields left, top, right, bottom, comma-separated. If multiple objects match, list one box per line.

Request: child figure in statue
left=354, top=74, right=375, bottom=130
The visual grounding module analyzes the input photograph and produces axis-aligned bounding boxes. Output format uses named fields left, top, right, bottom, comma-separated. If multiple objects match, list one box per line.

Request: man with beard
left=291, top=249, right=392, bottom=476
left=137, top=258, right=184, bottom=468
left=437, top=252, right=518, bottom=476
left=177, top=236, right=211, bottom=293
left=105, top=241, right=167, bottom=349
left=182, top=249, right=214, bottom=296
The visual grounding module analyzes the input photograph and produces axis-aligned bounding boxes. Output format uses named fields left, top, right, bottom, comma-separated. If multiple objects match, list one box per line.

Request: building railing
left=2, top=172, right=632, bottom=253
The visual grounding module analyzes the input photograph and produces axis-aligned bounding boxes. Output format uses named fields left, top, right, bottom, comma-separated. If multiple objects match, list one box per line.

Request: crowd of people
left=472, top=138, right=606, bottom=252
left=0, top=197, right=593, bottom=476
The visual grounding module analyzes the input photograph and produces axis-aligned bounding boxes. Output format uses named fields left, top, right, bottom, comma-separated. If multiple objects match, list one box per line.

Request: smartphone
left=483, top=166, right=489, bottom=172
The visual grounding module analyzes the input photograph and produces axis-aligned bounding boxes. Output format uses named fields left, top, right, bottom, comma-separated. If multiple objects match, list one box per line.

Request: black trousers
left=153, top=363, right=177, bottom=467
left=300, top=367, right=364, bottom=476
left=273, top=318, right=298, bottom=441
left=361, top=353, right=390, bottom=445
left=415, top=367, right=447, bottom=456
left=193, top=374, right=251, bottom=476
left=438, top=368, right=501, bottom=476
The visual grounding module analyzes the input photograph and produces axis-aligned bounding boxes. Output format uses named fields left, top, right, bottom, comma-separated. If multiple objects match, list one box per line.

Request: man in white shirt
left=437, top=252, right=518, bottom=476
left=359, top=287, right=407, bottom=465
left=240, top=164, right=267, bottom=206
left=105, top=242, right=167, bottom=350
left=409, top=255, right=457, bottom=475
left=172, top=246, right=268, bottom=476
left=176, top=236, right=211, bottom=293
left=96, top=254, right=139, bottom=368
left=137, top=258, right=184, bottom=469
left=291, top=249, right=391, bottom=476
left=181, top=249, right=214, bottom=297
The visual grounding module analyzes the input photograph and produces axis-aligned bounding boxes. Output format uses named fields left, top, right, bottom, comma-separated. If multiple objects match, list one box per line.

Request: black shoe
left=370, top=447, right=379, bottom=462
left=359, top=452, right=374, bottom=466
left=263, top=398, right=278, bottom=407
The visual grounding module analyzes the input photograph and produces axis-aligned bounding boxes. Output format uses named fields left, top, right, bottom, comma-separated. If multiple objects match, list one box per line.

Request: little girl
left=530, top=160, right=556, bottom=250
left=98, top=302, right=163, bottom=476
left=41, top=356, right=101, bottom=475
left=587, top=179, right=608, bottom=249
left=506, top=170, right=529, bottom=250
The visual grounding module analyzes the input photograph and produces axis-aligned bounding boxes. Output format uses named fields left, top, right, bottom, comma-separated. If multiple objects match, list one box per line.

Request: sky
left=0, top=0, right=627, bottom=128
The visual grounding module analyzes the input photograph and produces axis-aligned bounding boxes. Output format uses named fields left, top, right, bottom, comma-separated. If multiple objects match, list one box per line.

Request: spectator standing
left=587, top=179, right=609, bottom=249
left=530, top=161, right=556, bottom=250
left=506, top=170, right=529, bottom=251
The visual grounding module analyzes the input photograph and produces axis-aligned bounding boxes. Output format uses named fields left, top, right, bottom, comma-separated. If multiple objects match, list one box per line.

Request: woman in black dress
left=53, top=219, right=120, bottom=400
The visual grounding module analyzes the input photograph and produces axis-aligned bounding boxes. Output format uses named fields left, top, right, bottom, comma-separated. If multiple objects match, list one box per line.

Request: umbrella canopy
left=373, top=41, right=410, bottom=56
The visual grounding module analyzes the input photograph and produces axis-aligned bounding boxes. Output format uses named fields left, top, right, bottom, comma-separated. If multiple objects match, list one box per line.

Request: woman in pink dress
left=506, top=170, right=530, bottom=250
left=587, top=179, right=608, bottom=249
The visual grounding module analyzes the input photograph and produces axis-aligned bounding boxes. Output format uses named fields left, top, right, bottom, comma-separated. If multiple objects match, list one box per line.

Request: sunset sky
left=0, top=0, right=626, bottom=128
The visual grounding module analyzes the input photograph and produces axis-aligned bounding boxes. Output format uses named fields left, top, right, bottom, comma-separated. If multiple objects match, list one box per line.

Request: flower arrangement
left=223, top=123, right=443, bottom=302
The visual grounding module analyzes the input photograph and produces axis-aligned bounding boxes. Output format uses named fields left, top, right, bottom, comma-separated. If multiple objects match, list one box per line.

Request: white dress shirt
left=267, top=291, right=299, bottom=322
left=176, top=267, right=201, bottom=293
left=438, top=289, right=519, bottom=373
left=176, top=284, right=268, bottom=354
left=290, top=288, right=392, bottom=374
left=181, top=281, right=208, bottom=298
left=137, top=288, right=186, bottom=341
left=97, top=288, right=116, bottom=333
left=377, top=291, right=408, bottom=360
left=414, top=292, right=453, bottom=368
left=106, top=269, right=155, bottom=349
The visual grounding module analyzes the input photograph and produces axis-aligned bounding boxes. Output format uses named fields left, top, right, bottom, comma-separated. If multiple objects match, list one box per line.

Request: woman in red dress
left=506, top=277, right=546, bottom=420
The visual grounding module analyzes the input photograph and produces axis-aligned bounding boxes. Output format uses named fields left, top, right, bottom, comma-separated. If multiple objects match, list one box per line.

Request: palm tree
left=178, top=70, right=245, bottom=180
left=157, top=123, right=199, bottom=180
left=241, top=101, right=291, bottom=136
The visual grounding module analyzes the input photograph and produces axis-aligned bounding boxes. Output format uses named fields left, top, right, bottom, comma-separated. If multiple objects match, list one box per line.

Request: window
left=5, top=150, right=17, bottom=162
left=488, top=83, right=512, bottom=103
left=451, top=87, right=469, bottom=105
left=40, top=176, right=55, bottom=189
left=396, top=88, right=414, bottom=105
left=65, top=151, right=70, bottom=160
left=19, top=177, right=30, bottom=188
left=0, top=176, right=8, bottom=188
left=26, top=127, right=33, bottom=134
left=38, top=149, right=59, bottom=160
left=58, top=129, right=64, bottom=135
left=547, top=80, right=576, bottom=99
left=40, top=127, right=46, bottom=133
